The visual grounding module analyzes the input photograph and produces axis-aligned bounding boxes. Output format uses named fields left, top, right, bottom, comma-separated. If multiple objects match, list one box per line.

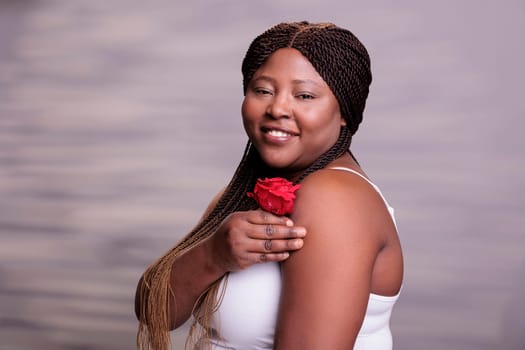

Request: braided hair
left=242, top=21, right=371, bottom=134
left=136, top=21, right=372, bottom=350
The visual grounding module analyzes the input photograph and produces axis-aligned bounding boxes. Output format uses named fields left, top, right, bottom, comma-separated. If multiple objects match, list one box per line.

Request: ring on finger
left=260, top=253, right=267, bottom=262
left=264, top=239, right=272, bottom=251
left=265, top=224, right=274, bottom=236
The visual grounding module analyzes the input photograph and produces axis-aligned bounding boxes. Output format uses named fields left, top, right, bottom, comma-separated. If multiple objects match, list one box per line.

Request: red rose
left=247, top=177, right=301, bottom=216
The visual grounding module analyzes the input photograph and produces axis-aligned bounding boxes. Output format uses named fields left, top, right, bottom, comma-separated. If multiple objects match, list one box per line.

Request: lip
left=260, top=125, right=300, bottom=144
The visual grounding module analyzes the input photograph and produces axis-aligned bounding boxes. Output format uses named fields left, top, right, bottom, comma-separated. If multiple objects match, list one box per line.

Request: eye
left=253, top=87, right=273, bottom=96
left=297, top=93, right=314, bottom=100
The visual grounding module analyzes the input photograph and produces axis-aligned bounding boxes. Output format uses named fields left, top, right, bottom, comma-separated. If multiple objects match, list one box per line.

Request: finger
left=265, top=224, right=275, bottom=237
left=248, top=252, right=290, bottom=263
left=249, top=238, right=304, bottom=253
left=264, top=239, right=272, bottom=251
left=247, top=210, right=294, bottom=227
left=249, top=225, right=307, bottom=240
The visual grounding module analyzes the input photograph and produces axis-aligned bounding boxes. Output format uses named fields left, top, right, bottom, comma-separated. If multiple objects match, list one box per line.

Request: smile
left=268, top=129, right=293, bottom=137
left=261, top=126, right=299, bottom=138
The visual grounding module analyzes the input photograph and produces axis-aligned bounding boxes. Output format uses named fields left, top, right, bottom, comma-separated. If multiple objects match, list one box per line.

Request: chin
left=262, top=160, right=290, bottom=170
left=260, top=156, right=301, bottom=173
left=256, top=148, right=307, bottom=172
left=259, top=156, right=289, bottom=170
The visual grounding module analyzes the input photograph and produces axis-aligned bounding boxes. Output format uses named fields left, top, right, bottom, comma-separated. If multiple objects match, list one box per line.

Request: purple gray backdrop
left=0, top=0, right=523, bottom=349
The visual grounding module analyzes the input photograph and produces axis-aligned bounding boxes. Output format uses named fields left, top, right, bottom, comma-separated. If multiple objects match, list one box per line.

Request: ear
left=340, top=115, right=347, bottom=127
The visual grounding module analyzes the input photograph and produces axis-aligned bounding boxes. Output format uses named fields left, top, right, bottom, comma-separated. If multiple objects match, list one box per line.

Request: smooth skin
left=242, top=49, right=344, bottom=176
left=241, top=48, right=403, bottom=349
left=275, top=160, right=403, bottom=349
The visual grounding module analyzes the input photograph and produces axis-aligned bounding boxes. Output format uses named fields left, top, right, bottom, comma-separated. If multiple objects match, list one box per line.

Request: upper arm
left=274, top=171, right=385, bottom=349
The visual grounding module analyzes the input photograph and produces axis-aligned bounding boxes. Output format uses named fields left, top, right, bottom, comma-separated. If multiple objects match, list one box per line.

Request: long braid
left=136, top=142, right=260, bottom=350
left=137, top=21, right=372, bottom=350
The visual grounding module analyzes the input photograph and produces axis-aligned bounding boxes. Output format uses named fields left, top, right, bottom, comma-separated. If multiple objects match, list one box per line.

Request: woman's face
left=242, top=48, right=345, bottom=173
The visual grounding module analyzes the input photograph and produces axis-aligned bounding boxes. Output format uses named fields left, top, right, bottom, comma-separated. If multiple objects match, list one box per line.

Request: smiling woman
left=135, top=21, right=403, bottom=350
left=242, top=48, right=345, bottom=174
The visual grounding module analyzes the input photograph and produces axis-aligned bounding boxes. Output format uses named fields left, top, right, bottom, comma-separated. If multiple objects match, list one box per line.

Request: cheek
left=320, top=111, right=345, bottom=145
left=314, top=106, right=343, bottom=135
left=241, top=99, right=256, bottom=134
left=241, top=97, right=255, bottom=121
left=241, top=97, right=248, bottom=118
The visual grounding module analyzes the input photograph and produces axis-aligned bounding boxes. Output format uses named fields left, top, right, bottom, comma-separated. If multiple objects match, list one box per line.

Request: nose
left=266, top=92, right=291, bottom=119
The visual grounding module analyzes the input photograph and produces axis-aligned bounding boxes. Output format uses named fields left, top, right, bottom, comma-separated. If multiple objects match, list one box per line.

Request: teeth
left=267, top=129, right=292, bottom=137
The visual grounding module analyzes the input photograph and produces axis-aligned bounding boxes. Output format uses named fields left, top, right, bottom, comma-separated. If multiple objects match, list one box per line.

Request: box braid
left=137, top=21, right=372, bottom=350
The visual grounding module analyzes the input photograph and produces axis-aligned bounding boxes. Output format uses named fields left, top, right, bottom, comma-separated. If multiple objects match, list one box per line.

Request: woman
left=136, top=21, right=403, bottom=350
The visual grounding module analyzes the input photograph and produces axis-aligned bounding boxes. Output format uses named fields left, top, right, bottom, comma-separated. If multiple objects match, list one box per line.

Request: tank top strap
left=327, top=166, right=397, bottom=228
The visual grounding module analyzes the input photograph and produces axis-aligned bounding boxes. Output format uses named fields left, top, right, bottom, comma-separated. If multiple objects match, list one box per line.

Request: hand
left=210, top=209, right=307, bottom=272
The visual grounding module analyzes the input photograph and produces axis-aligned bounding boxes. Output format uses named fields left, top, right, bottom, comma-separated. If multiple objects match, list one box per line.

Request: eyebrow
left=252, top=75, right=322, bottom=87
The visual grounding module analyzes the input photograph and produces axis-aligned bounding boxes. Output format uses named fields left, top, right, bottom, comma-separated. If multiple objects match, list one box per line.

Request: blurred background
left=0, top=0, right=524, bottom=349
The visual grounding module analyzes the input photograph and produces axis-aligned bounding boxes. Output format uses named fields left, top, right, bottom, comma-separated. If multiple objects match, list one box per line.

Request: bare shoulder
left=292, top=168, right=389, bottom=240
left=276, top=168, right=394, bottom=347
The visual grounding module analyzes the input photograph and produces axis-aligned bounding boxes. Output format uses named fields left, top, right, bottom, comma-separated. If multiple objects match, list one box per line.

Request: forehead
left=252, top=48, right=326, bottom=84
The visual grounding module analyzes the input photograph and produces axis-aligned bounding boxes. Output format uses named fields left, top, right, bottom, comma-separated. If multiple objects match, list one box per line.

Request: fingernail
left=292, top=228, right=306, bottom=236
left=286, top=219, right=293, bottom=227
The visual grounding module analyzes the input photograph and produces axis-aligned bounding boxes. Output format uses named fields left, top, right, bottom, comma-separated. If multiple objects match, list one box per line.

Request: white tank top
left=197, top=167, right=400, bottom=350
